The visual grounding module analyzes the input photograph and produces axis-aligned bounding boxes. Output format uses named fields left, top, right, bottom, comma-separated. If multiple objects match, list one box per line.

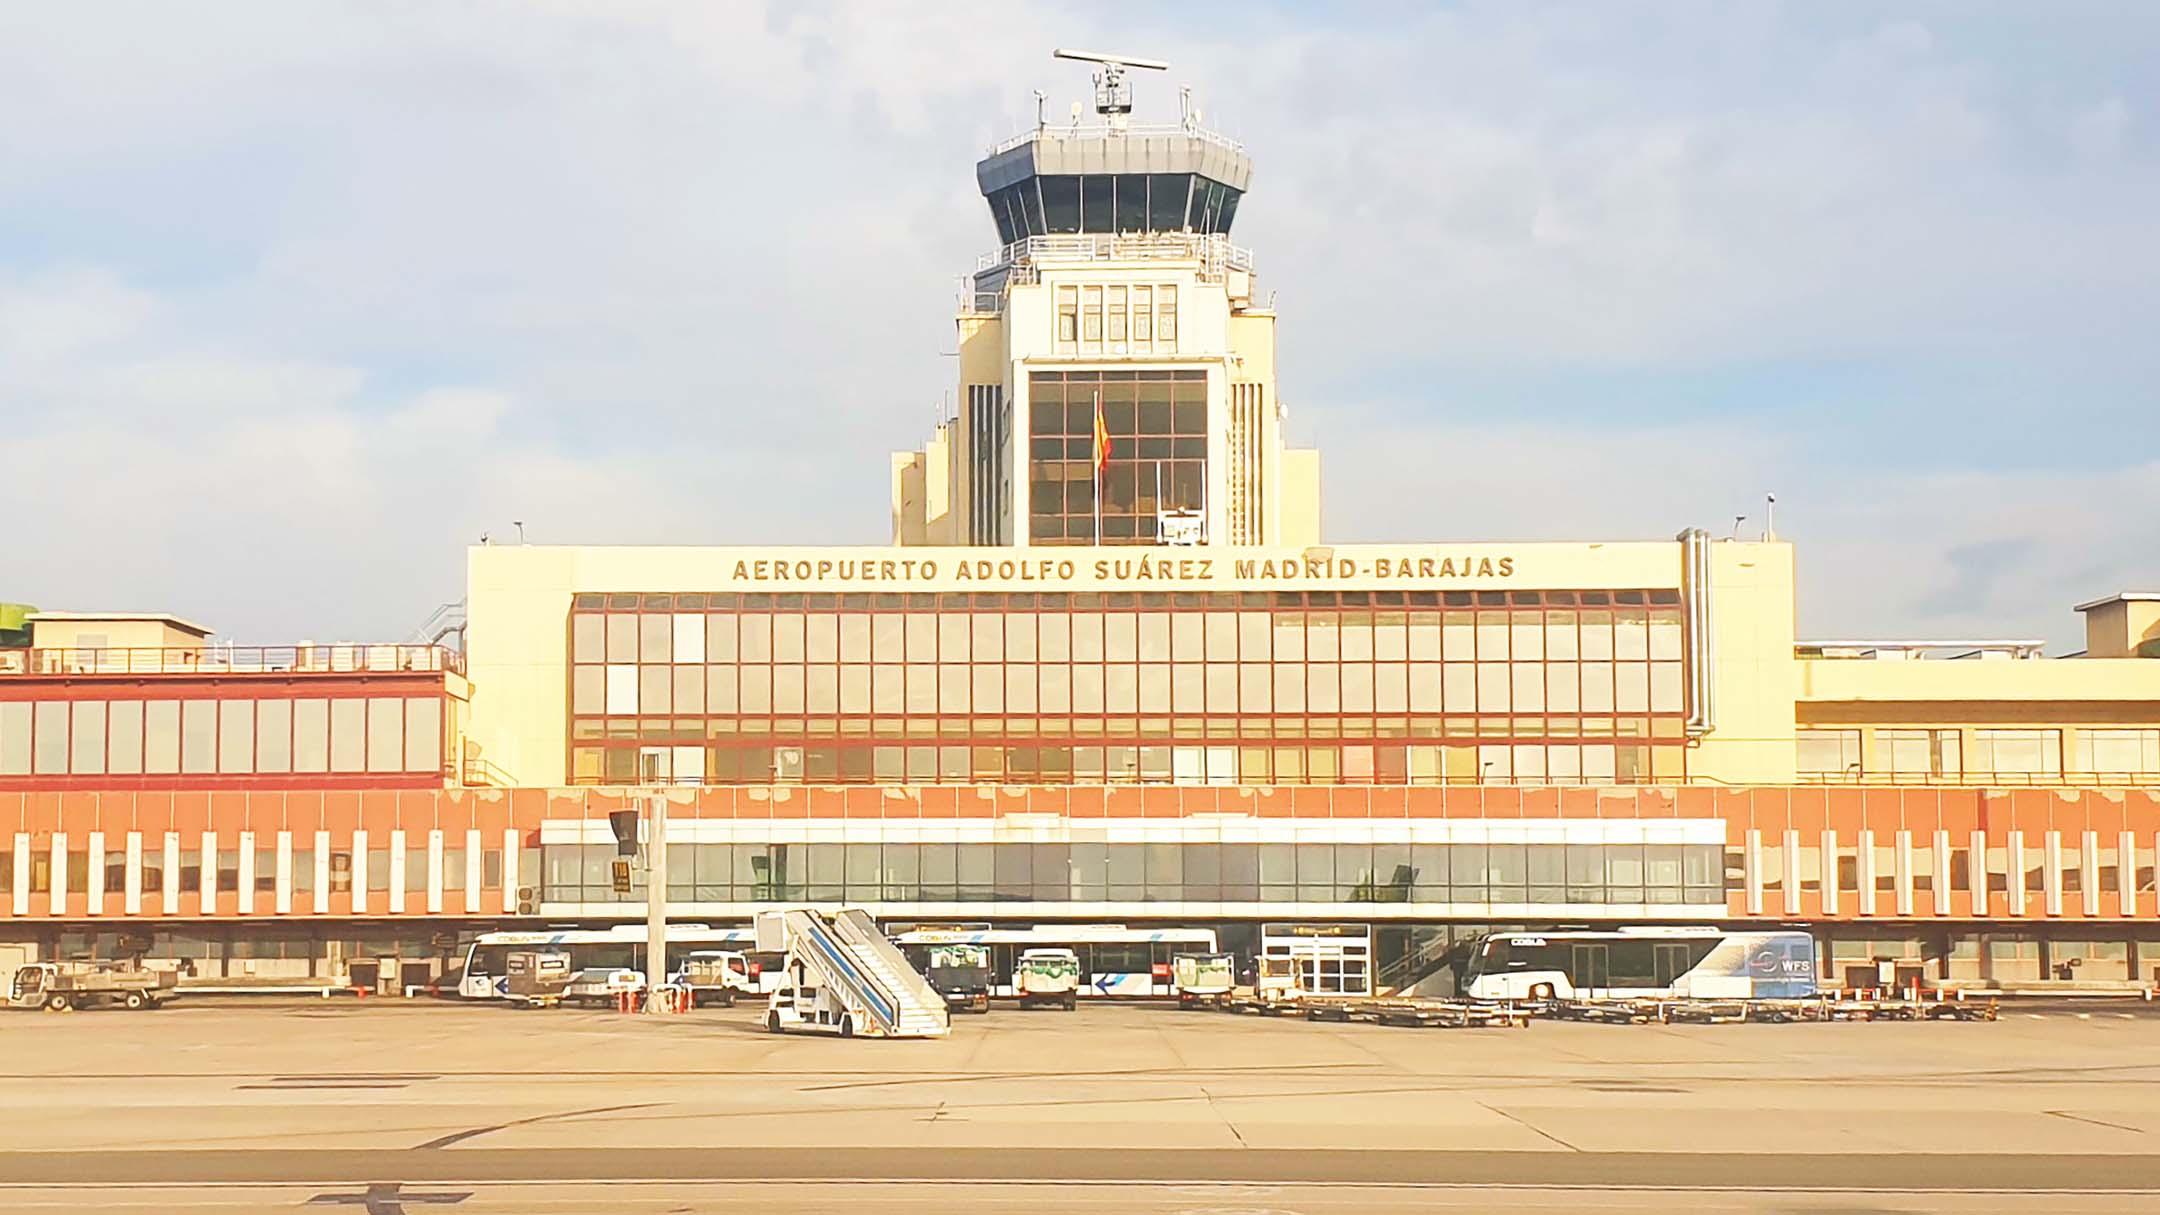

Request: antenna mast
left=1052, top=48, right=1170, bottom=131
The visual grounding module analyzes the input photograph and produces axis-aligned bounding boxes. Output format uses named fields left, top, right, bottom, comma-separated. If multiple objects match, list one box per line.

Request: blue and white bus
left=1460, top=927, right=1817, bottom=1001
left=457, top=924, right=778, bottom=1000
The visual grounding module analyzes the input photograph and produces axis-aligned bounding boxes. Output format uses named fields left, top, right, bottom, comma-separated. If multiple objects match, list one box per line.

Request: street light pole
left=644, top=792, right=668, bottom=1011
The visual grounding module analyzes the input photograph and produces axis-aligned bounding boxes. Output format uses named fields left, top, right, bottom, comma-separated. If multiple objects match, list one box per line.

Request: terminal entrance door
left=1260, top=923, right=1373, bottom=997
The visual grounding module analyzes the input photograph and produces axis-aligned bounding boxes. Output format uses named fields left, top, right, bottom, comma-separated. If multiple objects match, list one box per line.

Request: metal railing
left=4, top=644, right=465, bottom=678
left=985, top=122, right=1244, bottom=158
left=1797, top=770, right=2160, bottom=787
left=975, top=232, right=1254, bottom=275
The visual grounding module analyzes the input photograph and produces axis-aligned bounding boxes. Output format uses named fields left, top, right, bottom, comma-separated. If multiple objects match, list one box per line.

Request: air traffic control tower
left=893, top=51, right=1321, bottom=551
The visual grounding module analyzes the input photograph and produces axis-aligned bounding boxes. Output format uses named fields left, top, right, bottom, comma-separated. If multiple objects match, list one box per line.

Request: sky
left=2, top=1, right=2156, bottom=649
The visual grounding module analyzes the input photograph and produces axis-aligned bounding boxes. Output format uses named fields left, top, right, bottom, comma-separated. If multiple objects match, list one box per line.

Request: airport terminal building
left=3, top=68, right=2159, bottom=993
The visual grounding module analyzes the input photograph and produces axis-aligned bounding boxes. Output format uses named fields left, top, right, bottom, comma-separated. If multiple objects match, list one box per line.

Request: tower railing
left=975, top=232, right=1254, bottom=276
left=985, top=122, right=1244, bottom=158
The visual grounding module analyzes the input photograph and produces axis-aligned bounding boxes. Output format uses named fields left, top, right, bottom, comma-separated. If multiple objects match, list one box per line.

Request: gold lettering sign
left=721, top=550, right=1521, bottom=589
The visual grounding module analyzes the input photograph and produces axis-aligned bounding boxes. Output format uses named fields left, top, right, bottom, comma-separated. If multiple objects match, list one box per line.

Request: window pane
left=108, top=700, right=143, bottom=775
left=367, top=698, right=404, bottom=773
left=329, top=699, right=367, bottom=773
left=255, top=699, right=291, bottom=773
left=218, top=700, right=254, bottom=774
left=404, top=698, right=441, bottom=773
left=70, top=700, right=106, bottom=775
left=292, top=699, right=329, bottom=773
left=181, top=700, right=217, bottom=774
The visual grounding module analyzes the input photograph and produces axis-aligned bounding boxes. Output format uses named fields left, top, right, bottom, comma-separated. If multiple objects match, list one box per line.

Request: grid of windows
left=1798, top=726, right=2105, bottom=784
left=565, top=588, right=1690, bottom=786
left=541, top=841, right=1726, bottom=906
left=0, top=695, right=444, bottom=779
left=1029, top=369, right=1207, bottom=544
left=1052, top=285, right=1179, bottom=356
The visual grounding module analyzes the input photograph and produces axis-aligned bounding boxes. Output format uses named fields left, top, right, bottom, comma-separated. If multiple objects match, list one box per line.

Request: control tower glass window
left=991, top=174, right=1238, bottom=237
left=1029, top=370, right=1206, bottom=544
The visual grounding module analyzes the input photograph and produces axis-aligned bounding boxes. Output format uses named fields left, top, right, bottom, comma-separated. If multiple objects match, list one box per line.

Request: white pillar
left=464, top=830, right=484, bottom=915
left=1894, top=830, right=1913, bottom=918
left=352, top=830, right=369, bottom=914
left=86, top=831, right=106, bottom=916
left=314, top=831, right=332, bottom=915
left=426, top=829, right=444, bottom=915
left=124, top=832, right=144, bottom=916
left=276, top=832, right=293, bottom=915
left=50, top=833, right=69, bottom=916
left=1782, top=829, right=1802, bottom=916
left=1744, top=829, right=1763, bottom=916
left=388, top=830, right=407, bottom=914
left=2007, top=830, right=2026, bottom=916
left=1857, top=829, right=1877, bottom=917
left=236, top=831, right=256, bottom=915
left=199, top=830, right=217, bottom=911
left=11, top=836, right=28, bottom=916
left=1968, top=831, right=1987, bottom=918
left=2043, top=831, right=2063, bottom=918
left=502, top=828, right=519, bottom=914
left=1821, top=829, right=1839, bottom=916
left=2083, top=832, right=2100, bottom=918
left=2121, top=831, right=2140, bottom=917
left=162, top=833, right=181, bottom=915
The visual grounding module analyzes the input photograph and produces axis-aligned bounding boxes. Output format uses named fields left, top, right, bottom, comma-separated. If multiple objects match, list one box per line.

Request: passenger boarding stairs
left=776, top=908, right=950, bottom=1038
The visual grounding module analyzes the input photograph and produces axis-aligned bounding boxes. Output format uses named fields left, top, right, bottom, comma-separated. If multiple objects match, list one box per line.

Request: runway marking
left=305, top=1181, right=470, bottom=1212
left=1474, top=1102, right=1580, bottom=1152
left=2045, top=1110, right=2144, bottom=1134
left=412, top=1102, right=666, bottom=1151
left=9, top=1178, right=2160, bottom=1197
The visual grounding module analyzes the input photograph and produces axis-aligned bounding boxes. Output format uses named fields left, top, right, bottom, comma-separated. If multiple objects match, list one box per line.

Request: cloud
left=1, top=2, right=2156, bottom=651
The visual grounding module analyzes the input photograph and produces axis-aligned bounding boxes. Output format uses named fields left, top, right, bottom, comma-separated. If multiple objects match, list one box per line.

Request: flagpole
left=1092, top=390, right=1102, bottom=545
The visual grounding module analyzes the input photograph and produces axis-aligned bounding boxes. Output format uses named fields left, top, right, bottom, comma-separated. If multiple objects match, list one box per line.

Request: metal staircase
left=777, top=909, right=949, bottom=1038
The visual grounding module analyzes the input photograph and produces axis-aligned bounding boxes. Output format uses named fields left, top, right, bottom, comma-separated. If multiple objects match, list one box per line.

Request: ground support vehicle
left=1172, top=952, right=1235, bottom=1010
left=672, top=951, right=756, bottom=1008
left=501, top=950, right=576, bottom=1008
left=923, top=944, right=993, bottom=1014
left=8, top=962, right=176, bottom=1012
left=1015, top=948, right=1080, bottom=1011
left=1545, top=994, right=2000, bottom=1025
left=1295, top=995, right=1531, bottom=1030
left=760, top=908, right=949, bottom=1039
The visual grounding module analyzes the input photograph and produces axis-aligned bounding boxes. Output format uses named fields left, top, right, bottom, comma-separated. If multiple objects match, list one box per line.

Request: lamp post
left=644, top=792, right=669, bottom=1011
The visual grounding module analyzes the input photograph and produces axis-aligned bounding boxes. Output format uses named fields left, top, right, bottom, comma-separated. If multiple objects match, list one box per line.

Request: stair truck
left=924, top=943, right=994, bottom=1014
left=1173, top=952, right=1236, bottom=1010
left=1016, top=947, right=1080, bottom=1010
left=9, top=961, right=177, bottom=1012
left=759, top=909, right=950, bottom=1039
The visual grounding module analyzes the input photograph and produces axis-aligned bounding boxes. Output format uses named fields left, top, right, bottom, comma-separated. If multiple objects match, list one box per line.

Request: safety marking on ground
left=304, top=1180, right=470, bottom=1212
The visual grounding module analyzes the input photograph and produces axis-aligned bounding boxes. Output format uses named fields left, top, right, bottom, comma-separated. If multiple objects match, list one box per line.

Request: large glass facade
left=539, top=840, right=1726, bottom=907
left=1030, top=370, right=1206, bottom=545
left=565, top=588, right=1690, bottom=786
left=0, top=694, right=444, bottom=779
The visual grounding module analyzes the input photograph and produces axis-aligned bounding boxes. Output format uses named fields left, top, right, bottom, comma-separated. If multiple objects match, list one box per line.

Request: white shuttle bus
left=1460, top=927, right=1817, bottom=1001
left=458, top=924, right=780, bottom=1000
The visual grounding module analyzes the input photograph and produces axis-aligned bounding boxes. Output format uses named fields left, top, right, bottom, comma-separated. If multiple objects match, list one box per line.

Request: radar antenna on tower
left=1052, top=48, right=1169, bottom=129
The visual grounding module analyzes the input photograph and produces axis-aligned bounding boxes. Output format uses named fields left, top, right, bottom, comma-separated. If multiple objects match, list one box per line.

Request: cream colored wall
left=1798, top=655, right=2160, bottom=703
left=29, top=619, right=204, bottom=650
left=1691, top=542, right=1799, bottom=784
left=2083, top=599, right=2160, bottom=658
left=1277, top=450, right=1323, bottom=547
left=890, top=452, right=926, bottom=545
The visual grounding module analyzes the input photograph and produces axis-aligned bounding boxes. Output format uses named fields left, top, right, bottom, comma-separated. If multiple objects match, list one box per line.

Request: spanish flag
left=1092, top=393, right=1111, bottom=472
